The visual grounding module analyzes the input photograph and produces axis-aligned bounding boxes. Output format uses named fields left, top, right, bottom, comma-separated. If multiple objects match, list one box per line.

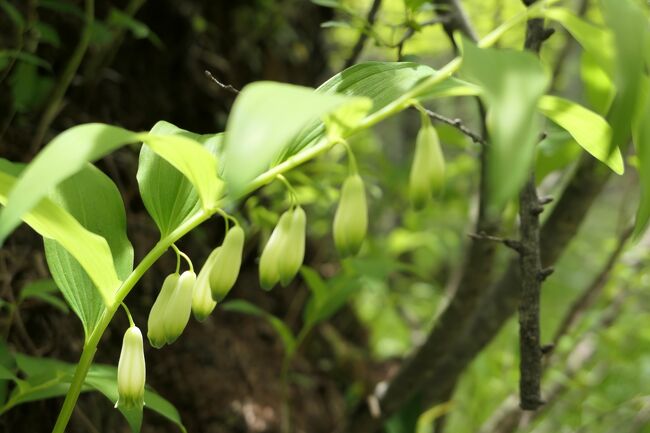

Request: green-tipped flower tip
left=409, top=117, right=444, bottom=209
left=279, top=206, right=306, bottom=287
left=192, top=247, right=220, bottom=321
left=147, top=272, right=179, bottom=348
left=163, top=270, right=196, bottom=344
left=259, top=210, right=292, bottom=290
left=209, top=225, right=245, bottom=302
left=116, top=326, right=146, bottom=409
left=333, top=174, right=368, bottom=256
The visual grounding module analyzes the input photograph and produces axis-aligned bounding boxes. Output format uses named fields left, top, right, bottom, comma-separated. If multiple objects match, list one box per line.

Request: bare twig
left=467, top=232, right=521, bottom=252
left=516, top=0, right=553, bottom=411
left=424, top=109, right=485, bottom=144
left=344, top=0, right=383, bottom=69
left=204, top=70, right=240, bottom=95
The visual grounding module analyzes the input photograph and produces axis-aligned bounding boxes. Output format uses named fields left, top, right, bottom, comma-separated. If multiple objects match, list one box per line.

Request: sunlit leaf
left=222, top=82, right=358, bottom=197
left=0, top=123, right=220, bottom=243
left=19, top=279, right=69, bottom=314
left=0, top=160, right=121, bottom=313
left=537, top=95, right=622, bottom=174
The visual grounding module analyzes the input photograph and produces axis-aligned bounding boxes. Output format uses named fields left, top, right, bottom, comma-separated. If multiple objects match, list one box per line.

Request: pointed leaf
left=459, top=38, right=549, bottom=209
left=222, top=82, right=359, bottom=196
left=537, top=95, right=622, bottom=174
left=44, top=164, right=133, bottom=336
left=0, top=123, right=220, bottom=243
left=0, top=160, right=120, bottom=312
left=137, top=121, right=223, bottom=236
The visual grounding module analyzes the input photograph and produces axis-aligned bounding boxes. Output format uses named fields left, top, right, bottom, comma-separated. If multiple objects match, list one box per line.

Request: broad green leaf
left=137, top=121, right=223, bottom=236
left=44, top=164, right=133, bottom=336
left=540, top=8, right=614, bottom=76
left=0, top=160, right=121, bottom=312
left=537, top=95, right=623, bottom=174
left=222, top=300, right=296, bottom=356
left=19, top=279, right=69, bottom=314
left=602, top=0, right=648, bottom=153
left=4, top=355, right=186, bottom=432
left=459, top=38, right=549, bottom=210
left=222, top=82, right=357, bottom=197
left=286, top=62, right=478, bottom=157
left=0, top=123, right=220, bottom=243
left=632, top=79, right=650, bottom=238
left=301, top=267, right=356, bottom=328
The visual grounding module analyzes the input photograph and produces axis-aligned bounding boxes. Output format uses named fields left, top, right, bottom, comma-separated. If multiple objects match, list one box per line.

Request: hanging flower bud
left=116, top=326, right=146, bottom=409
left=259, top=210, right=292, bottom=290
left=333, top=174, right=368, bottom=256
left=279, top=206, right=306, bottom=287
left=163, top=270, right=196, bottom=344
left=192, top=247, right=220, bottom=321
left=210, top=225, right=245, bottom=302
left=147, top=272, right=179, bottom=349
left=409, top=113, right=445, bottom=209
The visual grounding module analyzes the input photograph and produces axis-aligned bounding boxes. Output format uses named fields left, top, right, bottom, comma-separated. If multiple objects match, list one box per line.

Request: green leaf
left=108, top=8, right=163, bottom=48
left=459, top=38, right=549, bottom=210
left=0, top=1, right=24, bottom=30
left=632, top=79, right=650, bottom=239
left=540, top=8, right=614, bottom=76
left=537, top=95, right=622, bottom=174
left=4, top=355, right=186, bottom=432
left=286, top=62, right=477, bottom=157
left=0, top=160, right=121, bottom=312
left=19, top=279, right=69, bottom=314
left=0, top=123, right=221, bottom=243
left=0, top=50, right=51, bottom=70
left=601, top=0, right=648, bottom=153
left=137, top=121, right=223, bottom=236
left=301, top=267, right=356, bottom=328
left=222, top=300, right=296, bottom=356
left=44, top=164, right=133, bottom=336
left=222, top=82, right=358, bottom=197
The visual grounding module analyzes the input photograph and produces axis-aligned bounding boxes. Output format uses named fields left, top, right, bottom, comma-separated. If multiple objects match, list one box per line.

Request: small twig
left=424, top=108, right=486, bottom=144
left=467, top=232, right=522, bottom=253
left=344, top=0, right=382, bottom=68
left=204, top=70, right=240, bottom=95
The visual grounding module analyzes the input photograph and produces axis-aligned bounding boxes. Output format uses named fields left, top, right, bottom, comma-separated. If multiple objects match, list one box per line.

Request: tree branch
left=344, top=0, right=383, bottom=69
left=424, top=109, right=485, bottom=144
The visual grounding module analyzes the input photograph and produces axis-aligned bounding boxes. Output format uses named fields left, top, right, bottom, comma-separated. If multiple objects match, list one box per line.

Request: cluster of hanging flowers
left=117, top=118, right=449, bottom=410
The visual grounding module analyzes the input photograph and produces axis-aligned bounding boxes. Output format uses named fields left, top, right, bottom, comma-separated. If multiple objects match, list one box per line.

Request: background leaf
left=459, top=38, right=549, bottom=210
left=18, top=279, right=69, bottom=314
left=43, top=164, right=133, bottom=337
left=137, top=121, right=223, bottom=236
left=537, top=95, right=622, bottom=174
left=632, top=79, right=650, bottom=238
left=0, top=354, right=186, bottom=433
left=222, top=300, right=296, bottom=356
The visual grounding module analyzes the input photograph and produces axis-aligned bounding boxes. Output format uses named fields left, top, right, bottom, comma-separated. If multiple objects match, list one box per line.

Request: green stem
left=51, top=210, right=210, bottom=433
left=172, top=244, right=194, bottom=273
left=120, top=303, right=135, bottom=327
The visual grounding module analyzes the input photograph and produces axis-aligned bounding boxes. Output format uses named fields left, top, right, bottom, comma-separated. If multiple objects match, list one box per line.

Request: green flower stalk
left=210, top=225, right=245, bottom=302
left=259, top=210, right=292, bottom=290
left=163, top=270, right=196, bottom=344
left=147, top=272, right=179, bottom=348
left=192, top=247, right=220, bottom=321
left=279, top=206, right=306, bottom=286
left=409, top=112, right=445, bottom=209
left=333, top=174, right=368, bottom=256
left=116, top=326, right=146, bottom=409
